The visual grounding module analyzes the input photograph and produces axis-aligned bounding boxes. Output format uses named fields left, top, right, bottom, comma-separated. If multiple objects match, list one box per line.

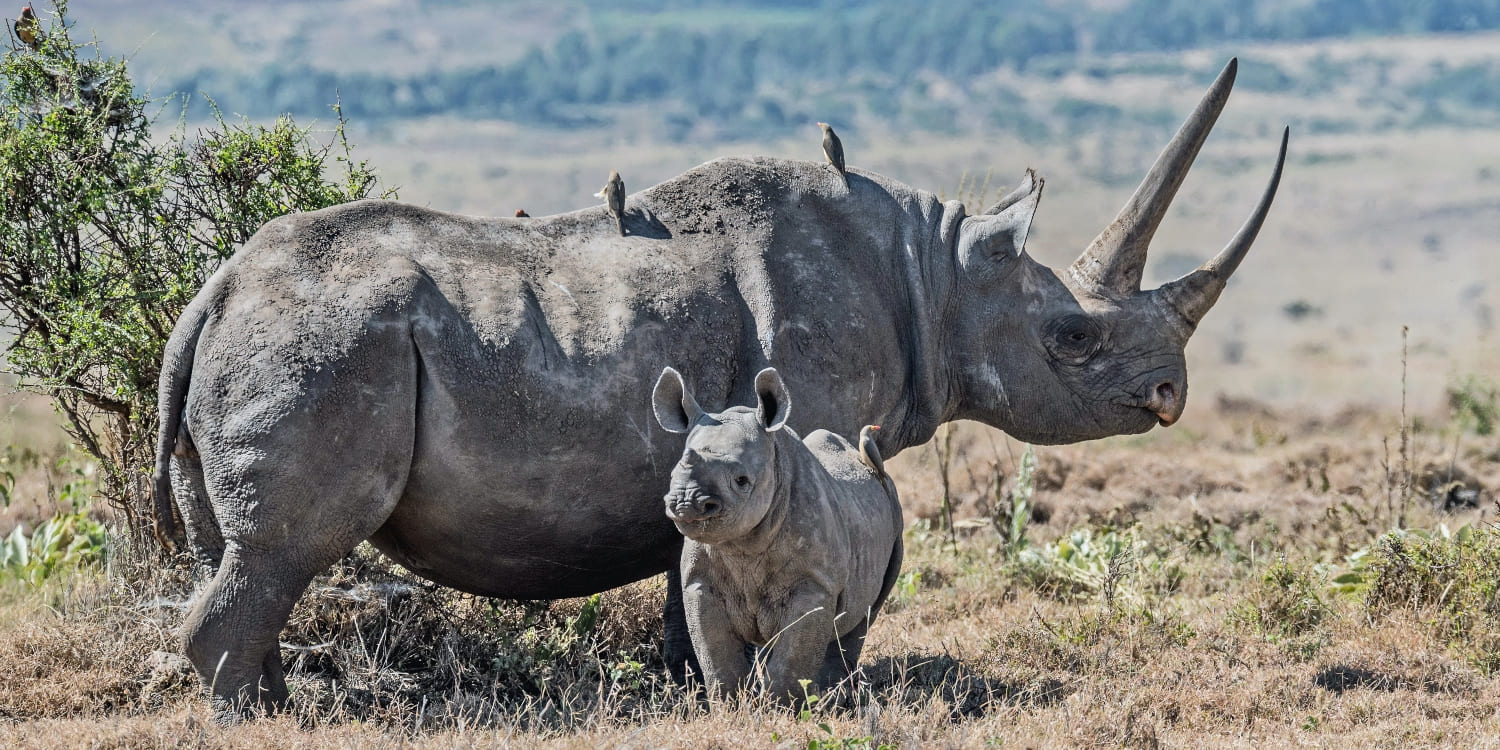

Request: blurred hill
left=27, top=0, right=1500, bottom=417
left=88, top=0, right=1500, bottom=136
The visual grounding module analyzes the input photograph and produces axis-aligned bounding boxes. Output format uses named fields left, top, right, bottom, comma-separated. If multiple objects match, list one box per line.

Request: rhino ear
left=753, top=367, right=791, bottom=432
left=959, top=169, right=1043, bottom=275
left=653, top=367, right=704, bottom=434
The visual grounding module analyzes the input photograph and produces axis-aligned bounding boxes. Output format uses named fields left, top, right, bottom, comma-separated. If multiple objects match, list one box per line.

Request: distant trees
left=161, top=0, right=1500, bottom=139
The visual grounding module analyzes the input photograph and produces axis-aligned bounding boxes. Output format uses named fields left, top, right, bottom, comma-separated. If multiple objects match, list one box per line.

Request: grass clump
left=1231, top=556, right=1330, bottom=642
left=1365, top=525, right=1500, bottom=673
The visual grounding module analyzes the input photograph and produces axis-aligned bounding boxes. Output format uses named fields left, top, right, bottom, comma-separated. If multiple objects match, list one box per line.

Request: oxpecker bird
left=14, top=6, right=40, bottom=50
left=858, top=424, right=885, bottom=481
left=514, top=209, right=530, bottom=218
left=817, top=122, right=846, bottom=186
left=595, top=170, right=625, bottom=235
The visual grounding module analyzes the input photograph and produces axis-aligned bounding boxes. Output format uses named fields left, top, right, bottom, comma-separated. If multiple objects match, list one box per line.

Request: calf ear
left=959, top=169, right=1043, bottom=276
left=653, top=367, right=704, bottom=434
left=753, top=368, right=791, bottom=432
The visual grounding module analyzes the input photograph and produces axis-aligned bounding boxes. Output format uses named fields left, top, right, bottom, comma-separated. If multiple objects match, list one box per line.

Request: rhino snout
left=665, top=492, right=723, bottom=524
left=1143, top=379, right=1184, bottom=426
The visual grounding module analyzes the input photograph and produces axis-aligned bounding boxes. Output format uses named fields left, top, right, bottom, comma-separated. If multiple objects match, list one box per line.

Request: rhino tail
left=151, top=294, right=212, bottom=555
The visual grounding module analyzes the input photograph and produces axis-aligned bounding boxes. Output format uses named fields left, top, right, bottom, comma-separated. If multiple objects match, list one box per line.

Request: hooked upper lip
left=1114, top=383, right=1183, bottom=427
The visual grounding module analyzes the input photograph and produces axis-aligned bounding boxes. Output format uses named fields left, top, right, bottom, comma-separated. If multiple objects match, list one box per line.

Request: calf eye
left=734, top=475, right=751, bottom=489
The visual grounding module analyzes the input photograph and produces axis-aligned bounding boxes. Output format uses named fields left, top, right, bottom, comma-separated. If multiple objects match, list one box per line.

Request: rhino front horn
left=1070, top=59, right=1239, bottom=296
left=1156, top=125, right=1289, bottom=330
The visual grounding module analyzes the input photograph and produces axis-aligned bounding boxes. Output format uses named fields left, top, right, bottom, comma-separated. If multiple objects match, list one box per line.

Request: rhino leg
left=816, top=615, right=869, bottom=690
left=682, top=580, right=750, bottom=697
left=180, top=342, right=417, bottom=718
left=664, top=565, right=703, bottom=684
left=181, top=546, right=302, bottom=716
left=169, top=432, right=223, bottom=571
left=816, top=536, right=905, bottom=690
left=763, top=590, right=839, bottom=705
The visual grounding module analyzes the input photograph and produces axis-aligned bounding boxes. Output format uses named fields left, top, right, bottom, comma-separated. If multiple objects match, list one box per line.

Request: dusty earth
left=1, top=391, right=1498, bottom=748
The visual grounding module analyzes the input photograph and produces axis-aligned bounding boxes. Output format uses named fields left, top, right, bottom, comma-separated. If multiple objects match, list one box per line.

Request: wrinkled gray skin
left=153, top=59, right=1286, bottom=713
left=653, top=367, right=903, bottom=701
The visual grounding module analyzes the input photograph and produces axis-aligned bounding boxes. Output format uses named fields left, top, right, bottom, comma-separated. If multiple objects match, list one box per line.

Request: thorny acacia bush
left=0, top=1, right=391, bottom=552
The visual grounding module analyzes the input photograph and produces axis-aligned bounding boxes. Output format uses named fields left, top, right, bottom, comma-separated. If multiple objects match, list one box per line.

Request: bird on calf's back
left=858, top=425, right=885, bottom=481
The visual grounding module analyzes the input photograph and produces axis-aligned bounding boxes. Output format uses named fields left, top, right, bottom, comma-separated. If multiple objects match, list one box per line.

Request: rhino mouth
left=665, top=492, right=728, bottom=540
left=1111, top=383, right=1183, bottom=428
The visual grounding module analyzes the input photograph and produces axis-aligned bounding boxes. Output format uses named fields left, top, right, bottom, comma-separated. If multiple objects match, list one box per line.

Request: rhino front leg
left=664, top=564, right=703, bottom=684
left=682, top=580, right=750, bottom=697
left=763, top=591, right=839, bottom=705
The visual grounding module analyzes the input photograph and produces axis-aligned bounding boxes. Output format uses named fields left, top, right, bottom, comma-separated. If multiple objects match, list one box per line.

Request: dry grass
left=0, top=394, right=1498, bottom=747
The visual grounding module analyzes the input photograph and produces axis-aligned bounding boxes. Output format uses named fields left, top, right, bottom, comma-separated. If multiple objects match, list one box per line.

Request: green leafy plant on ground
left=1230, top=556, right=1330, bottom=642
left=1013, top=527, right=1135, bottom=603
left=0, top=508, right=107, bottom=584
left=996, top=444, right=1036, bottom=559
left=0, top=449, right=106, bottom=583
left=1365, top=524, right=1500, bottom=673
left=0, top=1, right=391, bottom=553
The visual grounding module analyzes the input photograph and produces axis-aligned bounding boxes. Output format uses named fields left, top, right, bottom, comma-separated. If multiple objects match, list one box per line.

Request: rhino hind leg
left=181, top=548, right=300, bottom=716
left=815, top=615, right=869, bottom=691
left=179, top=347, right=417, bottom=718
left=181, top=465, right=409, bottom=719
left=169, top=432, right=223, bottom=571
left=816, top=537, right=904, bottom=692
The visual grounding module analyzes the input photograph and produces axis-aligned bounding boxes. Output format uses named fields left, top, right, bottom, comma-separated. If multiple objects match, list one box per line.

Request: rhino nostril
left=1155, top=382, right=1176, bottom=404
left=700, top=500, right=720, bottom=516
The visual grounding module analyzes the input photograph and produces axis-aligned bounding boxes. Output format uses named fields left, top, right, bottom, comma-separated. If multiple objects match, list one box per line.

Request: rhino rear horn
left=652, top=367, right=705, bottom=434
left=1070, top=59, right=1238, bottom=296
left=753, top=368, right=791, bottom=432
left=1156, top=126, right=1289, bottom=329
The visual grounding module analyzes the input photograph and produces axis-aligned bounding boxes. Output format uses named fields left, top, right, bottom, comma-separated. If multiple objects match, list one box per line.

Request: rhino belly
left=369, top=424, right=683, bottom=599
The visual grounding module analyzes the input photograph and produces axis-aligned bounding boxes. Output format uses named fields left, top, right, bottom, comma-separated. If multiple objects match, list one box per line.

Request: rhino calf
left=652, top=366, right=904, bottom=702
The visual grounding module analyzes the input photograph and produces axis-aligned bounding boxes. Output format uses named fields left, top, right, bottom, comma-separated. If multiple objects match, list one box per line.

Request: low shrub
left=1230, top=556, right=1329, bottom=641
left=1365, top=525, right=1500, bottom=673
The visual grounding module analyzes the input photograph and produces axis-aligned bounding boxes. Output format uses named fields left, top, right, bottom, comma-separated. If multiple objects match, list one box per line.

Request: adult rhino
left=153, top=59, right=1285, bottom=713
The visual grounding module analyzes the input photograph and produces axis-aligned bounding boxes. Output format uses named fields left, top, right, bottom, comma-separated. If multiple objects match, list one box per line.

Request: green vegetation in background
left=0, top=1, right=392, bottom=555
left=158, top=0, right=1500, bottom=141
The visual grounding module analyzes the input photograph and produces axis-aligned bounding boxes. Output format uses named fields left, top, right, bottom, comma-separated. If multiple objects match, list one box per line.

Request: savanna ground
left=1, top=377, right=1498, bottom=748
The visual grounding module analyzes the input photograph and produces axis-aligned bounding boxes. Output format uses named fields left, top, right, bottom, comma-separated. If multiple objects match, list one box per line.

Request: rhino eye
left=734, top=475, right=751, bottom=490
left=1046, top=315, right=1102, bottom=363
